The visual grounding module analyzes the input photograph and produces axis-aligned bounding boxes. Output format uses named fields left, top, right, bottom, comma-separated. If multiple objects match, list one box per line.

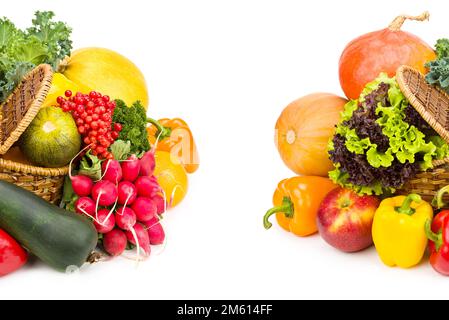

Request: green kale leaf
left=0, top=11, right=72, bottom=103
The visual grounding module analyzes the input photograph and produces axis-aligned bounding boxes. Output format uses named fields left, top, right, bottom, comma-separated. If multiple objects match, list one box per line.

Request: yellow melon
left=58, top=47, right=149, bottom=109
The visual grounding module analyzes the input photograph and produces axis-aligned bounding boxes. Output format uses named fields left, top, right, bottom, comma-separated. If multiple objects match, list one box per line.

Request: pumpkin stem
left=388, top=11, right=430, bottom=31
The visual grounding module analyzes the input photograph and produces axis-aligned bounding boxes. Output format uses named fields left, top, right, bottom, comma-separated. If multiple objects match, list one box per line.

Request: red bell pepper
left=0, top=229, right=27, bottom=277
left=425, top=211, right=449, bottom=276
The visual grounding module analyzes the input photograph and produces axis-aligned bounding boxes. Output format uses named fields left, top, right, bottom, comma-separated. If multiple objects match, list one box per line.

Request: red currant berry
left=91, top=121, right=99, bottom=130
left=78, top=126, right=86, bottom=135
left=95, top=120, right=104, bottom=128
left=92, top=114, right=99, bottom=121
left=113, top=123, right=123, bottom=132
left=111, top=131, right=119, bottom=139
left=74, top=96, right=83, bottom=105
left=85, top=116, right=93, bottom=123
left=64, top=90, right=72, bottom=98
left=101, top=140, right=110, bottom=148
left=96, top=146, right=105, bottom=154
left=76, top=118, right=84, bottom=126
left=76, top=105, right=84, bottom=114
left=89, top=91, right=97, bottom=99
left=101, top=151, right=110, bottom=159
left=80, top=112, right=87, bottom=119
left=86, top=101, right=95, bottom=109
left=84, top=137, right=91, bottom=145
left=56, top=96, right=64, bottom=105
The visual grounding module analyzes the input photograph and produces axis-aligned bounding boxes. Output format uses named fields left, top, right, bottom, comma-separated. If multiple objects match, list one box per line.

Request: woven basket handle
left=0, top=173, right=17, bottom=181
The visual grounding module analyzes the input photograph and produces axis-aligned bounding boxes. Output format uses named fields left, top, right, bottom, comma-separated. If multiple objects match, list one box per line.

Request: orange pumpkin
left=339, top=11, right=436, bottom=100
left=275, top=93, right=347, bottom=177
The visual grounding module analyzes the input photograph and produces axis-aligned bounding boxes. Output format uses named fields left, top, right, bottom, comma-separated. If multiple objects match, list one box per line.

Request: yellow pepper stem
left=263, top=197, right=294, bottom=230
left=395, top=194, right=422, bottom=216
left=432, top=185, right=449, bottom=209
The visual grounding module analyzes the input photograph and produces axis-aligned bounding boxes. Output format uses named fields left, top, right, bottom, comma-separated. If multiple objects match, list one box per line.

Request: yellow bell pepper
left=372, top=194, right=433, bottom=269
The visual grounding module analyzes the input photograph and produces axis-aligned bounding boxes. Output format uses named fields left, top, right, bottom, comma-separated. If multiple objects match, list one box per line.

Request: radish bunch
left=71, top=151, right=166, bottom=258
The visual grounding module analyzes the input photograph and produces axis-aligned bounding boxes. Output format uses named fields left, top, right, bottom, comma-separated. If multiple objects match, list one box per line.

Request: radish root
left=145, top=217, right=168, bottom=256
left=99, top=198, right=118, bottom=227
left=97, top=159, right=112, bottom=182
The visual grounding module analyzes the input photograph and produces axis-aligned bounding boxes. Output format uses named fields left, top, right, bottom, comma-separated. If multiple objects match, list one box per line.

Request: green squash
left=20, top=106, right=81, bottom=167
left=0, top=180, right=98, bottom=271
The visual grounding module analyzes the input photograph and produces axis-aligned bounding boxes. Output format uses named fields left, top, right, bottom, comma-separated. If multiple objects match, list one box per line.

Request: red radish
left=115, top=207, right=137, bottom=230
left=103, top=229, right=127, bottom=256
left=134, top=176, right=161, bottom=198
left=117, top=181, right=137, bottom=205
left=93, top=209, right=116, bottom=234
left=101, top=160, right=122, bottom=183
left=75, top=197, right=96, bottom=217
left=92, top=180, right=118, bottom=206
left=121, top=154, right=141, bottom=182
left=152, top=194, right=166, bottom=215
left=125, top=223, right=151, bottom=255
left=71, top=175, right=93, bottom=197
left=144, top=217, right=166, bottom=245
left=139, top=151, right=155, bottom=176
left=132, top=197, right=157, bottom=222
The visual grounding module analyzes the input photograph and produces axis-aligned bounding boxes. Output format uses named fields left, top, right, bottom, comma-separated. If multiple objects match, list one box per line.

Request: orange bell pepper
left=147, top=118, right=199, bottom=174
left=264, top=176, right=337, bottom=237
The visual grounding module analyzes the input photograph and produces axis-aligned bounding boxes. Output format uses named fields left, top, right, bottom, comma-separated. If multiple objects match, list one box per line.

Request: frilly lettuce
left=329, top=73, right=449, bottom=195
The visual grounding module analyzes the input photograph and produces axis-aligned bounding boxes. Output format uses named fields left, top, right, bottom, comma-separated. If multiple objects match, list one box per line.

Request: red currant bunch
left=56, top=90, right=123, bottom=159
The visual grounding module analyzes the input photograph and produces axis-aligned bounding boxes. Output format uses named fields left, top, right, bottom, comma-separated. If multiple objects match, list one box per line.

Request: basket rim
left=396, top=65, right=449, bottom=144
left=0, top=64, right=53, bottom=155
left=0, top=158, right=69, bottom=176
left=432, top=157, right=449, bottom=168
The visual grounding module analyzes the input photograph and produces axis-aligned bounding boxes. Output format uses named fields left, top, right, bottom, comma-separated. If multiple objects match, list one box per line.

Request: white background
left=1, top=0, right=448, bottom=300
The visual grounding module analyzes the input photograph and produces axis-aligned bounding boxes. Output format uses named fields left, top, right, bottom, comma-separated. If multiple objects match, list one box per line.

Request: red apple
left=317, top=188, right=379, bottom=253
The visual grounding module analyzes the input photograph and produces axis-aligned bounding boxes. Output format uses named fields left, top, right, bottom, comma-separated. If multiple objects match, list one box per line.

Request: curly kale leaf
left=0, top=11, right=72, bottom=103
left=27, top=11, right=72, bottom=67
left=426, top=58, right=449, bottom=93
left=435, top=38, right=449, bottom=59
left=0, top=18, right=19, bottom=49
left=0, top=61, right=34, bottom=101
left=425, top=39, right=449, bottom=93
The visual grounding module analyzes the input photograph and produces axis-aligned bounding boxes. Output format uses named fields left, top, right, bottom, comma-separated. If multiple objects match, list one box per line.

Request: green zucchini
left=0, top=180, right=98, bottom=271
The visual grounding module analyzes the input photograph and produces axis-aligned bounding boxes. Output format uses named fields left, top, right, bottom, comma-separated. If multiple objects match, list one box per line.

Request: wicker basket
left=0, top=64, right=69, bottom=204
left=396, top=65, right=449, bottom=202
